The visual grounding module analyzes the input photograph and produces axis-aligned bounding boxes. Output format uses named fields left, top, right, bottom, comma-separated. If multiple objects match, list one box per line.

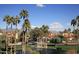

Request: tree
left=23, top=19, right=31, bottom=32
left=20, top=9, right=30, bottom=53
left=40, top=25, right=49, bottom=36
left=12, top=16, right=20, bottom=54
left=3, top=15, right=12, bottom=54
left=13, top=15, right=20, bottom=40
left=19, top=9, right=29, bottom=36
left=3, top=15, right=11, bottom=29
left=71, top=16, right=79, bottom=42
left=71, top=19, right=76, bottom=31
left=13, top=16, right=20, bottom=30
left=22, top=19, right=31, bottom=44
left=20, top=9, right=28, bottom=19
left=68, top=28, right=71, bottom=32
left=76, top=16, right=79, bottom=29
left=4, top=16, right=14, bottom=30
left=30, top=27, right=43, bottom=41
left=20, top=9, right=30, bottom=32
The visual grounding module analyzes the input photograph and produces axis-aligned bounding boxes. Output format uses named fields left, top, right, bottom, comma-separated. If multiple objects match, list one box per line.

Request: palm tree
left=13, top=16, right=20, bottom=30
left=13, top=15, right=20, bottom=54
left=23, top=19, right=31, bottom=32
left=40, top=25, right=49, bottom=36
left=71, top=19, right=76, bottom=31
left=4, top=16, right=14, bottom=30
left=13, top=16, right=20, bottom=40
left=22, top=19, right=31, bottom=42
left=20, top=9, right=28, bottom=19
left=20, top=9, right=30, bottom=53
left=10, top=16, right=14, bottom=30
left=3, top=15, right=12, bottom=54
left=4, top=16, right=15, bottom=54
left=76, top=16, right=79, bottom=29
left=41, top=25, right=49, bottom=32
left=19, top=9, right=29, bottom=41
left=75, top=16, right=79, bottom=42
left=3, top=15, right=12, bottom=29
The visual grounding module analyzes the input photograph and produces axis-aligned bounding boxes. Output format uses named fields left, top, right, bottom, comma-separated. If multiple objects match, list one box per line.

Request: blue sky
left=0, top=4, right=79, bottom=31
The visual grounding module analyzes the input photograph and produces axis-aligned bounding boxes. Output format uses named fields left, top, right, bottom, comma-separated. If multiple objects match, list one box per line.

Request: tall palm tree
left=20, top=9, right=29, bottom=41
left=4, top=16, right=15, bottom=54
left=3, top=15, right=12, bottom=54
left=20, top=9, right=30, bottom=53
left=13, top=15, right=20, bottom=54
left=22, top=19, right=31, bottom=53
left=22, top=19, right=31, bottom=42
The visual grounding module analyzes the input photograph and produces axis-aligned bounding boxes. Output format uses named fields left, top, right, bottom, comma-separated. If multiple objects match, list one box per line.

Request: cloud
left=31, top=25, right=37, bottom=29
left=36, top=4, right=45, bottom=7
left=31, top=25, right=41, bottom=29
left=49, top=22, right=65, bottom=32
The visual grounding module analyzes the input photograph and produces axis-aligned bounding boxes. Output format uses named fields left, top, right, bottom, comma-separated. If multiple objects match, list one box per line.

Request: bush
left=49, top=38, right=62, bottom=43
left=50, top=38, right=55, bottom=43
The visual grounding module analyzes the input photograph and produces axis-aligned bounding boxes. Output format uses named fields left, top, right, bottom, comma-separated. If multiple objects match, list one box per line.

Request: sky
left=0, top=4, right=79, bottom=31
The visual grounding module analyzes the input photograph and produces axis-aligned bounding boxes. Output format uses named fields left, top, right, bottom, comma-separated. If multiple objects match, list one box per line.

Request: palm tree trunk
left=22, top=27, right=25, bottom=53
left=73, top=26, right=75, bottom=32
left=25, top=28, right=27, bottom=44
left=10, top=45, right=12, bottom=54
left=22, top=31, right=25, bottom=53
left=5, top=24, right=8, bottom=54
left=22, top=27, right=27, bottom=54
left=14, top=24, right=17, bottom=54
left=10, top=23, right=13, bottom=54
left=11, top=24, right=12, bottom=30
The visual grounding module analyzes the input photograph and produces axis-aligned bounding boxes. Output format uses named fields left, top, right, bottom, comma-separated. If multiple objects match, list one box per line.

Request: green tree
left=20, top=9, right=28, bottom=19
left=40, top=25, right=49, bottom=36
left=4, top=16, right=14, bottom=29
left=13, top=16, right=20, bottom=30
left=30, top=27, right=43, bottom=41
left=76, top=16, right=79, bottom=30
left=3, top=15, right=12, bottom=29
left=71, top=19, right=76, bottom=31
left=23, top=19, right=31, bottom=32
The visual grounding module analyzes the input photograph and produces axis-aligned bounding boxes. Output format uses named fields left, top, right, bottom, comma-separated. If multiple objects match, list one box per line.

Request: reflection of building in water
left=37, top=37, right=48, bottom=48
